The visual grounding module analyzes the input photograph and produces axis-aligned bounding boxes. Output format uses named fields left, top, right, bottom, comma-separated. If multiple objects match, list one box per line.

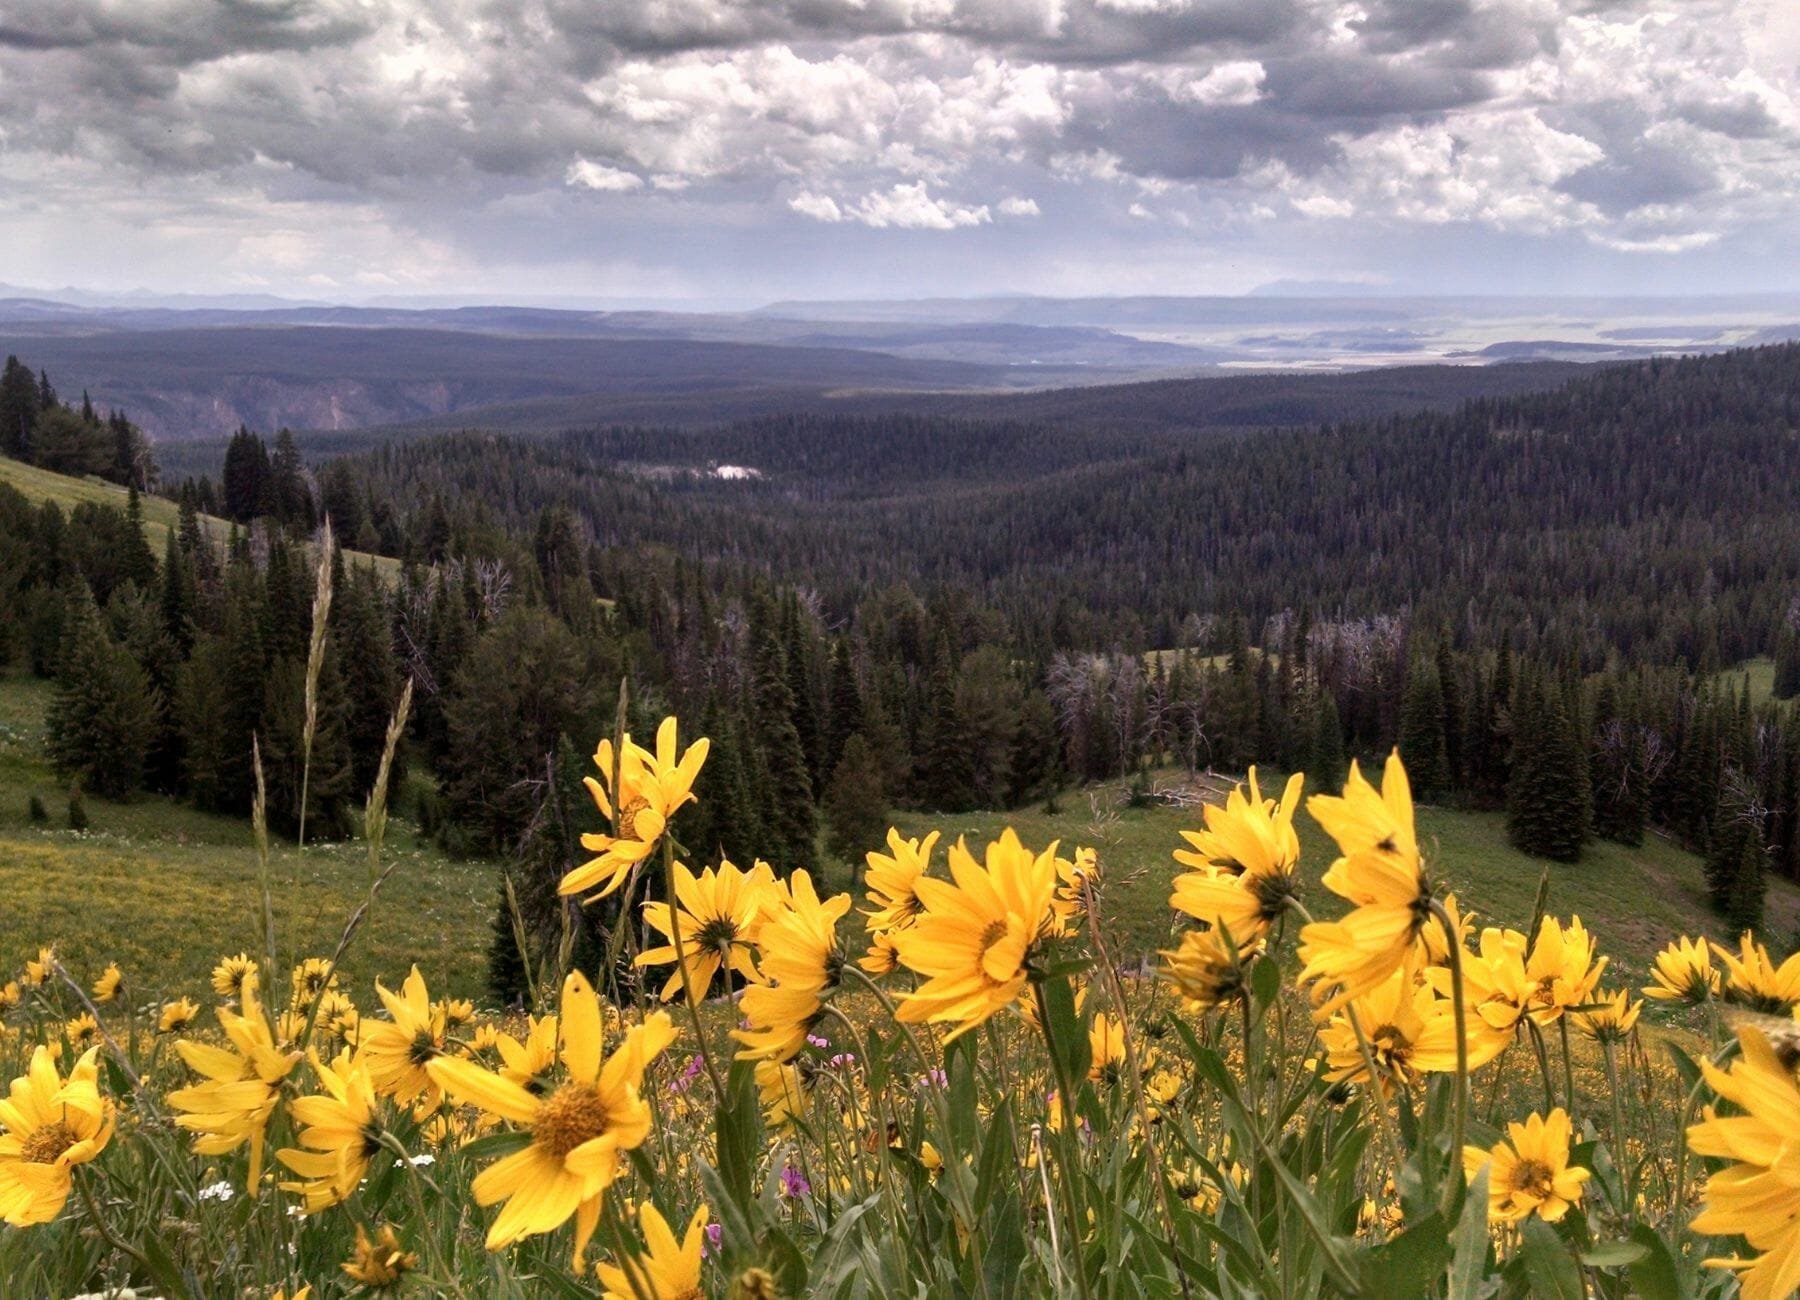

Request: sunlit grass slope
left=0, top=671, right=492, bottom=1001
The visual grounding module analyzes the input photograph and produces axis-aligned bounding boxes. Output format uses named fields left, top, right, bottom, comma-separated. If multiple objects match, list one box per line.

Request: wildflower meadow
left=3, top=671, right=1797, bottom=1300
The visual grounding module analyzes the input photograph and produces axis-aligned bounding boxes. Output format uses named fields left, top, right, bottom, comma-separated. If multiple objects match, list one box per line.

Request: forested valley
left=5, top=342, right=1800, bottom=983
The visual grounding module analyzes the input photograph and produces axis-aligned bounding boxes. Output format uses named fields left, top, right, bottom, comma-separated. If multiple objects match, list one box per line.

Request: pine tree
left=1436, top=633, right=1464, bottom=787
left=750, top=615, right=819, bottom=873
left=44, top=584, right=159, bottom=800
left=916, top=633, right=979, bottom=812
left=222, top=428, right=271, bottom=522
left=1007, top=688, right=1063, bottom=808
left=1668, top=689, right=1722, bottom=850
left=1506, top=677, right=1590, bottom=862
left=335, top=566, right=405, bottom=796
left=270, top=429, right=310, bottom=527
left=1705, top=796, right=1757, bottom=909
left=1397, top=656, right=1452, bottom=800
left=259, top=649, right=355, bottom=841
left=824, top=732, right=887, bottom=875
left=1776, top=620, right=1800, bottom=701
left=118, top=485, right=158, bottom=593
left=159, top=526, right=193, bottom=652
left=823, top=638, right=863, bottom=778
left=1476, top=640, right=1515, bottom=805
left=1312, top=686, right=1347, bottom=790
left=178, top=633, right=239, bottom=812
left=686, top=701, right=761, bottom=866
left=486, top=876, right=530, bottom=1008
left=0, top=355, right=37, bottom=456
left=1726, top=832, right=1767, bottom=934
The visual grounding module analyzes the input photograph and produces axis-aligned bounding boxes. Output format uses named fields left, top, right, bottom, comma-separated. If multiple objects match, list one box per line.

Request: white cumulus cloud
left=565, top=159, right=644, bottom=192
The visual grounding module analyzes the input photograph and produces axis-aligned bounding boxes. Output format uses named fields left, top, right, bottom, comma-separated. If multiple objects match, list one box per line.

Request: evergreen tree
left=0, top=355, right=36, bottom=456
left=177, top=633, right=241, bottom=812
left=118, top=486, right=159, bottom=593
left=222, top=428, right=271, bottom=522
left=1726, top=832, right=1767, bottom=935
left=259, top=648, right=355, bottom=841
left=159, top=526, right=193, bottom=652
left=750, top=612, right=818, bottom=873
left=916, top=633, right=979, bottom=812
left=439, top=607, right=598, bottom=855
left=1506, top=678, right=1590, bottom=862
left=1007, top=688, right=1063, bottom=807
left=686, top=701, right=761, bottom=866
left=335, top=566, right=405, bottom=796
left=1436, top=632, right=1464, bottom=786
left=1311, top=686, right=1347, bottom=791
left=1705, top=795, right=1757, bottom=909
left=823, top=638, right=863, bottom=778
left=1397, top=655, right=1452, bottom=800
left=1776, top=620, right=1800, bottom=701
left=500, top=735, right=612, bottom=996
left=44, top=585, right=159, bottom=800
left=1668, top=689, right=1722, bottom=850
left=269, top=430, right=310, bottom=527
left=32, top=406, right=112, bottom=477
left=485, top=876, right=530, bottom=1008
left=823, top=732, right=887, bottom=874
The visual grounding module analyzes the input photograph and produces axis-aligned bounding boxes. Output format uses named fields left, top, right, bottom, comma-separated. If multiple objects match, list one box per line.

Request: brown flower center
left=1370, top=1023, right=1414, bottom=1075
left=1510, top=1158, right=1555, bottom=1200
left=618, top=795, right=652, bottom=841
left=21, top=1121, right=76, bottom=1165
left=534, top=1083, right=611, bottom=1159
left=696, top=916, right=742, bottom=955
left=407, top=1029, right=441, bottom=1067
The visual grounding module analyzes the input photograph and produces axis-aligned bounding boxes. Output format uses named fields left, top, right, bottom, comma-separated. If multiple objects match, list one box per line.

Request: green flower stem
left=1429, top=896, right=1471, bottom=1215
left=1033, top=979, right=1097, bottom=1300
left=661, top=833, right=727, bottom=1103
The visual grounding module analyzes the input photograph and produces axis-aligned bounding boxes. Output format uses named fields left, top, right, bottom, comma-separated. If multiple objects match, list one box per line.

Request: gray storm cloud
left=0, top=0, right=1795, bottom=297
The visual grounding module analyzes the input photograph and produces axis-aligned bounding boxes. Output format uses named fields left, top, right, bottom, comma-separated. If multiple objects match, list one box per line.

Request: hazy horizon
left=4, top=1, right=1797, bottom=304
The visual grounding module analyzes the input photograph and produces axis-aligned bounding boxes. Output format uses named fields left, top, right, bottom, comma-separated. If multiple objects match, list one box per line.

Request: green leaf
left=1357, top=1211, right=1450, bottom=1294
left=696, top=1158, right=761, bottom=1264
left=455, top=1128, right=533, bottom=1162
left=1579, top=1240, right=1648, bottom=1269
left=1226, top=1099, right=1362, bottom=1294
left=1039, top=974, right=1092, bottom=1088
left=1519, top=1217, right=1584, bottom=1300
left=1447, top=1164, right=1492, bottom=1300
left=1624, top=1223, right=1690, bottom=1300
left=716, top=1057, right=763, bottom=1210
left=1250, top=954, right=1282, bottom=1011
left=133, top=1222, right=194, bottom=1300
left=1664, top=1039, right=1705, bottom=1095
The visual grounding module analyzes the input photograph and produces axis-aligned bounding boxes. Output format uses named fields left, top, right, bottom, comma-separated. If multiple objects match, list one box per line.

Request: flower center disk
left=534, top=1083, right=611, bottom=1159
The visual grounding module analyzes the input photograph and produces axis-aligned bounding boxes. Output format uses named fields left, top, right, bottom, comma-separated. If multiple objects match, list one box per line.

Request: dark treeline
left=0, top=353, right=155, bottom=489
left=5, top=342, right=1800, bottom=973
left=331, top=343, right=1800, bottom=666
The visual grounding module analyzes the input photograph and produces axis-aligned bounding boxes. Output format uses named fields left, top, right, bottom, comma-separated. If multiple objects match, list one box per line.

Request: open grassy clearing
left=884, top=767, right=1799, bottom=1003
left=0, top=671, right=493, bottom=1001
left=5, top=643, right=1791, bottom=1016
left=0, top=453, right=398, bottom=578
left=1714, top=655, right=1778, bottom=709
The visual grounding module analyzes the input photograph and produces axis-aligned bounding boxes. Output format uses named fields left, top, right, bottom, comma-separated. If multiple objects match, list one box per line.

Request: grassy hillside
left=0, top=671, right=493, bottom=1001
left=0, top=453, right=397, bottom=577
left=3, top=630, right=1785, bottom=1013
left=887, top=768, right=1798, bottom=997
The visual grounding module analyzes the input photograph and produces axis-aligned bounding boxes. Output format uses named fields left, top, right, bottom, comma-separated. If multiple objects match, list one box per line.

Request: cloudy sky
left=2, top=0, right=1797, bottom=305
